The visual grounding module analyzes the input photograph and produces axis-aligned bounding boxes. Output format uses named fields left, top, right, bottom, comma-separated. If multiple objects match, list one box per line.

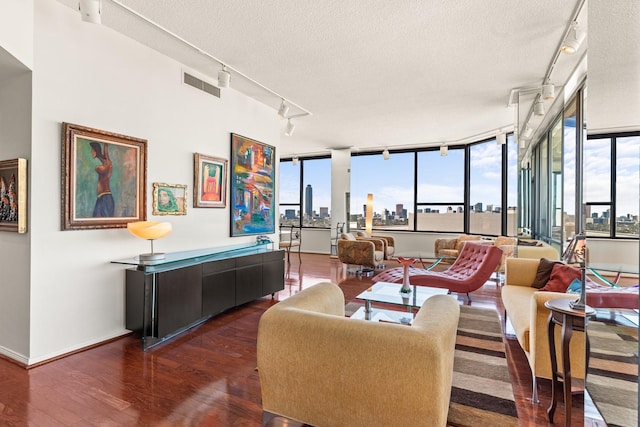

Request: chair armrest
left=356, top=236, right=386, bottom=252
left=372, top=235, right=395, bottom=247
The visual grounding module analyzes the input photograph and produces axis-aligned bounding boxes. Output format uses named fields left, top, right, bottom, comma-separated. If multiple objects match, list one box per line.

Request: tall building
left=474, top=202, right=483, bottom=213
left=285, top=209, right=296, bottom=219
left=395, top=204, right=403, bottom=218
left=305, top=185, right=313, bottom=218
left=319, top=207, right=329, bottom=218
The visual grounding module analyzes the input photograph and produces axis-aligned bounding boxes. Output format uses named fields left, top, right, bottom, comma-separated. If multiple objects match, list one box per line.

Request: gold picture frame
left=193, top=153, right=227, bottom=208
left=0, top=158, right=27, bottom=233
left=153, top=182, right=187, bottom=215
left=61, top=122, right=147, bottom=230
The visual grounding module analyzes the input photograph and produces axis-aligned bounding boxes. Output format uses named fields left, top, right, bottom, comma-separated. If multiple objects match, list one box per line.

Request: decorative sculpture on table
left=397, top=257, right=417, bottom=293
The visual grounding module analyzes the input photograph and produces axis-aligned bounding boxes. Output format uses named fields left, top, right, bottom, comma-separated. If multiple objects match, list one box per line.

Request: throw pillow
left=540, top=263, right=581, bottom=293
left=518, top=240, right=542, bottom=246
left=531, top=258, right=561, bottom=289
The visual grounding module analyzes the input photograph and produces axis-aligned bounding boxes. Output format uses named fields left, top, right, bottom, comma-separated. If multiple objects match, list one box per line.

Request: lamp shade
left=440, top=145, right=448, bottom=156
left=382, top=148, right=390, bottom=160
left=127, top=221, right=172, bottom=240
left=128, top=221, right=172, bottom=261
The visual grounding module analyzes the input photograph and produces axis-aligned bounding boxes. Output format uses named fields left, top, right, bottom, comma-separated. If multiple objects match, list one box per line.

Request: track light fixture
left=218, top=65, right=230, bottom=88
left=292, top=156, right=299, bottom=166
left=285, top=118, right=295, bottom=136
left=79, top=0, right=101, bottom=24
left=533, top=99, right=545, bottom=116
left=382, top=148, right=390, bottom=160
left=496, top=132, right=506, bottom=145
left=541, top=79, right=555, bottom=101
left=440, top=145, right=448, bottom=156
left=521, top=125, right=533, bottom=139
left=278, top=99, right=290, bottom=118
left=561, top=21, right=585, bottom=55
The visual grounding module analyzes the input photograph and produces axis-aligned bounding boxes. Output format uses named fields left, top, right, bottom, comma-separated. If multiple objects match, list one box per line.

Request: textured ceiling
left=53, top=0, right=612, bottom=156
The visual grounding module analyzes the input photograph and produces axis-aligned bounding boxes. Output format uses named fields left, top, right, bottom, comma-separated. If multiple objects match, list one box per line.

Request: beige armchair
left=434, top=234, right=481, bottom=261
left=337, top=233, right=384, bottom=275
left=257, top=282, right=460, bottom=427
left=355, top=230, right=395, bottom=259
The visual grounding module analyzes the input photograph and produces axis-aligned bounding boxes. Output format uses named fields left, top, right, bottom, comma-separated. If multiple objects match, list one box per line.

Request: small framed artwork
left=193, top=153, right=227, bottom=208
left=153, top=183, right=187, bottom=215
left=62, top=123, right=147, bottom=230
left=0, top=158, right=27, bottom=233
left=230, top=133, right=276, bottom=236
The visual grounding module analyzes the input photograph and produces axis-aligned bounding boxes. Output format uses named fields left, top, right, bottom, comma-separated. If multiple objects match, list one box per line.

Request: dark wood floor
left=0, top=253, right=600, bottom=426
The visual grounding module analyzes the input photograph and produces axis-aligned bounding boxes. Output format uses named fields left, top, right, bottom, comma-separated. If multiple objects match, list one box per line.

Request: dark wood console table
left=545, top=298, right=595, bottom=426
left=112, top=242, right=284, bottom=350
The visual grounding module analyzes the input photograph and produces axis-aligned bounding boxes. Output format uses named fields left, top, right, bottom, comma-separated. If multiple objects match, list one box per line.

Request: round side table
left=544, top=298, right=595, bottom=426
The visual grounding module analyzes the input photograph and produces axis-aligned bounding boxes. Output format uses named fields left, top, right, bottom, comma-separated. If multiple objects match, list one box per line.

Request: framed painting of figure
left=0, top=158, right=27, bottom=233
left=152, top=182, right=187, bottom=215
left=62, top=123, right=147, bottom=230
left=229, top=133, right=276, bottom=236
left=193, top=153, right=227, bottom=208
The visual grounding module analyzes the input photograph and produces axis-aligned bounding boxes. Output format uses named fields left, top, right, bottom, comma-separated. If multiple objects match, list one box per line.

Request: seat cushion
left=501, top=285, right=536, bottom=353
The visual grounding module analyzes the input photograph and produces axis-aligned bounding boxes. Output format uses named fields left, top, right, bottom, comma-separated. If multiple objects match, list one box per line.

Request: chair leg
left=286, top=247, right=291, bottom=263
left=531, top=373, right=539, bottom=403
left=297, top=245, right=301, bottom=262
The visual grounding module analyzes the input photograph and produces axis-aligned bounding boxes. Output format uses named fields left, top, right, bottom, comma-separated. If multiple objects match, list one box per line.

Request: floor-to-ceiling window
left=415, top=148, right=464, bottom=232
left=469, top=138, right=503, bottom=235
left=562, top=97, right=577, bottom=244
left=585, top=132, right=640, bottom=239
left=281, top=134, right=517, bottom=235
left=550, top=118, right=563, bottom=253
left=278, top=156, right=332, bottom=228
left=278, top=159, right=300, bottom=226
left=350, top=152, right=415, bottom=231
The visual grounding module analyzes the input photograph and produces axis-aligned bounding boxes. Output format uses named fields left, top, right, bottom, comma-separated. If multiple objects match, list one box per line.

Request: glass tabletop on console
left=355, top=281, right=449, bottom=312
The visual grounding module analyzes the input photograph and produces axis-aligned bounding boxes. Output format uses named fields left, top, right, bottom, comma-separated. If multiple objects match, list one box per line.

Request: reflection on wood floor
left=0, top=253, right=616, bottom=426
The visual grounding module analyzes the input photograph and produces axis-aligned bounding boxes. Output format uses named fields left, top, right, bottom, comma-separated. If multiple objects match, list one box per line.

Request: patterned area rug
left=587, top=319, right=639, bottom=427
left=344, top=302, right=519, bottom=426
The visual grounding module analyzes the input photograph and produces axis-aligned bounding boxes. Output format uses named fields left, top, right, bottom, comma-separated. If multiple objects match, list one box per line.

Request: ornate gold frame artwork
left=0, top=158, right=27, bottom=233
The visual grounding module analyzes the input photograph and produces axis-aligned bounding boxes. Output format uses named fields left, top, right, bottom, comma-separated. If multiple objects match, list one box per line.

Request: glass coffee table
left=353, top=281, right=449, bottom=321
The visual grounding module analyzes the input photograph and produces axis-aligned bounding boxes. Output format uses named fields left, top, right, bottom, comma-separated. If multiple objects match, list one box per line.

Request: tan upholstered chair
left=257, top=282, right=460, bottom=427
left=337, top=233, right=383, bottom=275
left=493, top=236, right=517, bottom=279
left=434, top=234, right=481, bottom=261
left=355, top=230, right=395, bottom=259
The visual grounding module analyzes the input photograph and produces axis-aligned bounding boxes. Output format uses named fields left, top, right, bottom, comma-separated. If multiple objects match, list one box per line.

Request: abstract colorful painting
left=62, top=123, right=147, bottom=230
left=0, top=158, right=27, bottom=233
left=230, top=133, right=275, bottom=236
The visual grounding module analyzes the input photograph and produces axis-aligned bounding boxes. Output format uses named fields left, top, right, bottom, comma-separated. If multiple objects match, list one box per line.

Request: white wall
left=0, top=0, right=33, bottom=70
left=0, top=71, right=32, bottom=362
left=10, top=0, right=281, bottom=364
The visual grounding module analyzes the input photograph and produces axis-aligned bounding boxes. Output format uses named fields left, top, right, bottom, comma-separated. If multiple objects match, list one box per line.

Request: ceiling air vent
left=183, top=72, right=220, bottom=98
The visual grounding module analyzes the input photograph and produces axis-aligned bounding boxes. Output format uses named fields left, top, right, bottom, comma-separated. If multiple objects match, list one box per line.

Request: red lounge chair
left=373, top=242, right=503, bottom=301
